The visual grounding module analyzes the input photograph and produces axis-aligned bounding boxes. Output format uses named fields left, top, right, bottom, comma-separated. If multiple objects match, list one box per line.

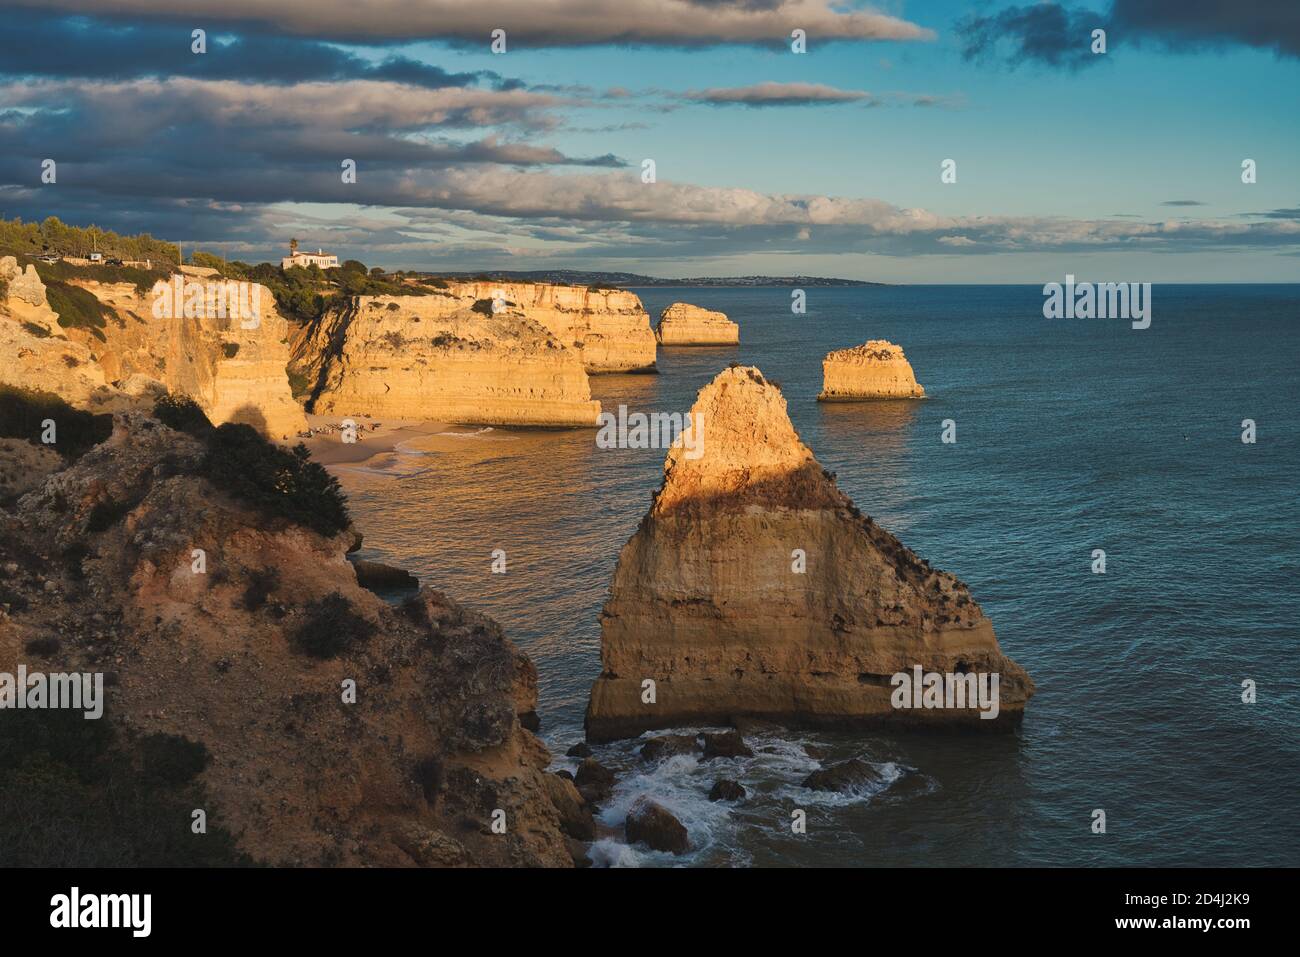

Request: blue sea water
left=336, top=284, right=1300, bottom=867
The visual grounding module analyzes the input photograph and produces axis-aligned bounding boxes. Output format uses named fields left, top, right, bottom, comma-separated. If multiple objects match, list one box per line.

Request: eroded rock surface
left=818, top=340, right=925, bottom=400
left=656, top=302, right=739, bottom=346
left=585, top=366, right=1032, bottom=741
left=291, top=295, right=602, bottom=427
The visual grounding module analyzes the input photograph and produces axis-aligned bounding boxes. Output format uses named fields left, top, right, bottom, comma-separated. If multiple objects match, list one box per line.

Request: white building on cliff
left=281, top=247, right=339, bottom=270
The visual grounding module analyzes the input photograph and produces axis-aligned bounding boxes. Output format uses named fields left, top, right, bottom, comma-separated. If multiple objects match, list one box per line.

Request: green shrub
left=153, top=394, right=213, bottom=437
left=20, top=322, right=50, bottom=338
left=0, top=384, right=112, bottom=460
left=242, top=566, right=281, bottom=611
left=202, top=423, right=349, bottom=536
left=44, top=279, right=109, bottom=340
left=140, top=733, right=211, bottom=785
left=222, top=342, right=240, bottom=358
left=291, top=591, right=375, bottom=658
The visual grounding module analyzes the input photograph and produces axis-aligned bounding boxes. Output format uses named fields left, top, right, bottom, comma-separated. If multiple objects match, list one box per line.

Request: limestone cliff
left=0, top=413, right=575, bottom=866
left=0, top=265, right=305, bottom=437
left=818, top=340, right=925, bottom=400
left=585, top=366, right=1032, bottom=741
left=291, top=294, right=602, bottom=427
left=0, top=258, right=116, bottom=409
left=656, top=302, right=740, bottom=346
left=443, top=281, right=656, bottom=373
left=76, top=279, right=307, bottom=437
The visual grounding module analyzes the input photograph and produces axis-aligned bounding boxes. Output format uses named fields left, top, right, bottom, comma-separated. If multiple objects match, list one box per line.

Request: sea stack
left=656, top=302, right=740, bottom=346
left=585, top=366, right=1031, bottom=742
left=817, top=340, right=925, bottom=400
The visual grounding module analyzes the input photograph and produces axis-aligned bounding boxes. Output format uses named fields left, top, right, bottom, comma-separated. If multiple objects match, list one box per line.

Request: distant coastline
left=422, top=269, right=886, bottom=288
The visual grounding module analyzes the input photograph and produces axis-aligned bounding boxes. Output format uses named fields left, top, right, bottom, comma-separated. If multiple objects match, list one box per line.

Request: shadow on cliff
left=228, top=403, right=269, bottom=436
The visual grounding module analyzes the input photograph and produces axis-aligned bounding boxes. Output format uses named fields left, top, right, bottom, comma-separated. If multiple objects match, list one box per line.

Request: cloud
left=0, top=10, right=502, bottom=88
left=958, top=0, right=1300, bottom=69
left=2, top=0, right=934, bottom=47
left=681, top=82, right=874, bottom=106
left=1160, top=200, right=1207, bottom=206
left=957, top=3, right=1103, bottom=70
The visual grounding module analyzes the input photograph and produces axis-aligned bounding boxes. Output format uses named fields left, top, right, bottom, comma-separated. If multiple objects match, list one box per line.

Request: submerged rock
left=639, top=733, right=700, bottom=762
left=701, top=730, right=753, bottom=760
left=801, top=759, right=882, bottom=793
left=574, top=757, right=616, bottom=804
left=625, top=797, right=690, bottom=855
left=585, top=365, right=1032, bottom=742
left=708, top=779, right=746, bottom=802
left=817, top=340, right=925, bottom=400
left=656, top=302, right=739, bottom=346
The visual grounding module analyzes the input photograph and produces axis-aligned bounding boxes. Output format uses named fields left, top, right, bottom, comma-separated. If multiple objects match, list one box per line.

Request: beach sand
left=302, top=414, right=452, bottom=466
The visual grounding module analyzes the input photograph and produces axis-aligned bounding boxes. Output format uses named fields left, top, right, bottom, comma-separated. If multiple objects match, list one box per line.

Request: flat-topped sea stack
left=818, top=340, right=925, bottom=400
left=585, top=366, right=1032, bottom=741
left=443, top=281, right=656, bottom=373
left=290, top=295, right=601, bottom=427
left=655, top=302, right=739, bottom=346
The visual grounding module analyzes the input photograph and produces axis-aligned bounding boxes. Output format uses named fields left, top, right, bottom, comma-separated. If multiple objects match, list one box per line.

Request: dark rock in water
left=801, top=759, right=882, bottom=793
left=518, top=710, right=541, bottom=732
left=555, top=769, right=574, bottom=782
left=350, top=558, right=418, bottom=591
left=802, top=743, right=828, bottom=760
left=625, top=797, right=689, bottom=855
left=708, top=779, right=746, bottom=802
left=640, top=733, right=699, bottom=762
left=575, top=757, right=616, bottom=804
left=543, top=772, right=596, bottom=841
left=884, top=767, right=930, bottom=799
left=701, top=730, right=753, bottom=760
left=566, top=742, right=592, bottom=758
left=567, top=836, right=592, bottom=868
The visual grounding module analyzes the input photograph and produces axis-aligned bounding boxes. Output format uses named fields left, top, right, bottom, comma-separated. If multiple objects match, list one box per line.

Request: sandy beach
left=302, top=413, right=452, bottom=466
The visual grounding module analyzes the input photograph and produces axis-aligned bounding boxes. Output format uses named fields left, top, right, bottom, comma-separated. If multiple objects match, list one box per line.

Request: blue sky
left=0, top=1, right=1297, bottom=281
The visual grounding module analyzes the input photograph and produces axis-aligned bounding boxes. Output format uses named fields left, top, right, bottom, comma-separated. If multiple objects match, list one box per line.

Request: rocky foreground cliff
left=586, top=366, right=1032, bottom=741
left=291, top=294, right=602, bottom=427
left=0, top=405, right=585, bottom=866
left=0, top=259, right=305, bottom=437
left=818, top=340, right=925, bottom=400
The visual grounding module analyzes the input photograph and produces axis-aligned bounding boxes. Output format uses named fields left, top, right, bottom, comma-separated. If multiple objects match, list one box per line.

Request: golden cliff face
left=0, top=268, right=306, bottom=437
left=656, top=301, right=740, bottom=346
left=290, top=294, right=602, bottom=427
left=818, top=339, right=925, bottom=400
left=442, top=281, right=656, bottom=373
left=89, top=279, right=307, bottom=437
left=585, top=366, right=1032, bottom=741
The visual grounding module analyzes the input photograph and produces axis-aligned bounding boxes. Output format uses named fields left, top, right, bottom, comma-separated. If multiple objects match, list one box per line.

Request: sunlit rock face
left=0, top=270, right=306, bottom=437
left=586, top=366, right=1031, bottom=742
left=817, top=340, right=925, bottom=400
left=290, top=294, right=602, bottom=427
left=655, top=302, right=739, bottom=346
left=443, top=282, right=656, bottom=373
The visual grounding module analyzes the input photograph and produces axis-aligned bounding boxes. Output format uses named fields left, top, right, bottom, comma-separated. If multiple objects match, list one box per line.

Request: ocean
left=333, top=284, right=1300, bottom=867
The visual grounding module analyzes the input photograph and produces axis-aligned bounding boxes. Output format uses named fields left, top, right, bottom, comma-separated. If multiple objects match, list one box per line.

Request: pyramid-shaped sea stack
left=585, top=366, right=1032, bottom=741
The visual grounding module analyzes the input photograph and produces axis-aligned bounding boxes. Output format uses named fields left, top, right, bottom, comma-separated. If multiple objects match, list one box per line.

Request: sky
left=0, top=0, right=1297, bottom=282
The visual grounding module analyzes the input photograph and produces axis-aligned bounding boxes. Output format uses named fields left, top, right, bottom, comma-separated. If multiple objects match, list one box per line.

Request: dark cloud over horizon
left=957, top=0, right=1300, bottom=69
